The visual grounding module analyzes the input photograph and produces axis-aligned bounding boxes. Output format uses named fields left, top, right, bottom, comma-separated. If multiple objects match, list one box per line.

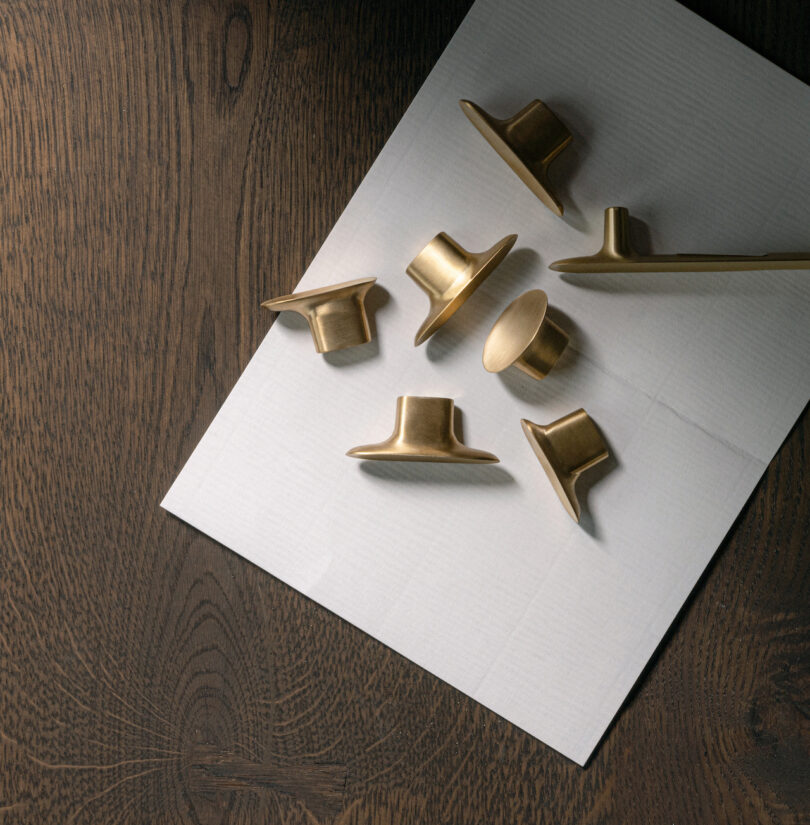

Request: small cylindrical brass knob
left=262, top=277, right=377, bottom=354
left=482, top=289, right=568, bottom=380
left=521, top=410, right=609, bottom=522
left=459, top=99, right=573, bottom=216
left=347, top=396, right=499, bottom=463
left=407, top=232, right=517, bottom=346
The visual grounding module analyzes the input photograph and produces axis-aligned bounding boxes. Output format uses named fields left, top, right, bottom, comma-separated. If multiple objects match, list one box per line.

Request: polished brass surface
left=521, top=410, right=608, bottom=522
left=551, top=207, right=810, bottom=273
left=407, top=232, right=517, bottom=346
left=459, top=99, right=572, bottom=217
left=482, top=289, right=568, bottom=380
left=262, top=277, right=377, bottom=353
left=347, top=396, right=499, bottom=463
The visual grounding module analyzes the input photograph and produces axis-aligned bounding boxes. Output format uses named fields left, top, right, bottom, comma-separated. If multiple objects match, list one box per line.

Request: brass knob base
left=521, top=410, right=608, bottom=522
left=407, top=232, right=517, bottom=346
left=460, top=99, right=572, bottom=216
left=482, top=289, right=568, bottom=380
left=347, top=396, right=499, bottom=463
left=262, top=277, right=377, bottom=353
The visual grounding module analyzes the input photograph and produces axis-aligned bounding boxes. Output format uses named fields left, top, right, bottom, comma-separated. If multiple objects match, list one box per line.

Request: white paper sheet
left=162, top=0, right=810, bottom=764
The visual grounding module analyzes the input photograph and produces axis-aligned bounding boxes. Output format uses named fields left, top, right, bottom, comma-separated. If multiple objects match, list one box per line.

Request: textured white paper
left=162, top=0, right=810, bottom=764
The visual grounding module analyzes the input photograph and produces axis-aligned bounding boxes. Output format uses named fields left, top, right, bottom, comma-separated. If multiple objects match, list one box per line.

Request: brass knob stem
left=391, top=396, right=455, bottom=449
left=407, top=234, right=470, bottom=297
left=601, top=206, right=634, bottom=260
left=307, top=296, right=371, bottom=353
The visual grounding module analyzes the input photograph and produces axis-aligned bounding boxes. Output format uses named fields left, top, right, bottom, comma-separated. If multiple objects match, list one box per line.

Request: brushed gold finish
left=460, top=99, right=572, bottom=216
left=482, top=289, right=568, bottom=380
left=407, top=232, right=517, bottom=346
left=551, top=207, right=810, bottom=273
left=347, top=396, right=499, bottom=463
left=521, top=410, right=608, bottom=522
left=262, top=277, right=377, bottom=353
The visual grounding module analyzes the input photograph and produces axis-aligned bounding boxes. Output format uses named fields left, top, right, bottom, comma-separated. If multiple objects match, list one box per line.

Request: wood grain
left=1, top=1, right=808, bottom=823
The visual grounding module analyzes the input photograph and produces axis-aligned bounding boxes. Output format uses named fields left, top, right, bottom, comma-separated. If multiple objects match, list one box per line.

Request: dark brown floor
left=1, top=1, right=808, bottom=823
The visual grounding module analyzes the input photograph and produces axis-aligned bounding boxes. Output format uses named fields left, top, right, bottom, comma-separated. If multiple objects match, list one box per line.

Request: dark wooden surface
left=1, top=1, right=808, bottom=822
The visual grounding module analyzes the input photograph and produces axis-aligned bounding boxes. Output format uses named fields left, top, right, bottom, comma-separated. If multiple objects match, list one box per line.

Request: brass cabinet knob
left=521, top=410, right=608, bottom=522
left=347, top=396, right=499, bottom=463
left=460, top=99, right=572, bottom=216
left=551, top=207, right=810, bottom=273
left=262, top=277, right=377, bottom=353
left=482, top=289, right=568, bottom=380
left=407, top=232, right=517, bottom=346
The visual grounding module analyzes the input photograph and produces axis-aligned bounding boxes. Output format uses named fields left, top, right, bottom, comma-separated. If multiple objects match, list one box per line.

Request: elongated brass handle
left=551, top=207, right=810, bottom=273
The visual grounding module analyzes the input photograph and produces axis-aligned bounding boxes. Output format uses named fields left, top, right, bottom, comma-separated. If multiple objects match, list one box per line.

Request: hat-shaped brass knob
left=407, top=232, right=517, bottom=346
left=460, top=99, right=572, bottom=217
left=482, top=289, right=569, bottom=380
left=521, top=410, right=608, bottom=522
left=347, top=396, right=499, bottom=463
left=262, top=277, right=377, bottom=353
left=550, top=206, right=810, bottom=273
